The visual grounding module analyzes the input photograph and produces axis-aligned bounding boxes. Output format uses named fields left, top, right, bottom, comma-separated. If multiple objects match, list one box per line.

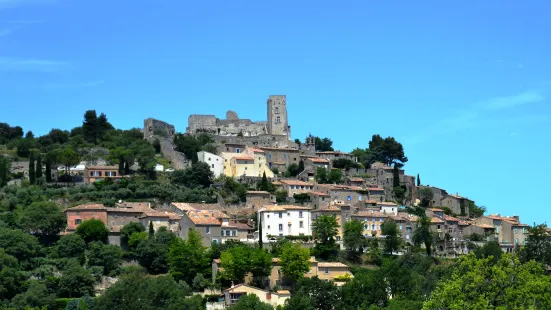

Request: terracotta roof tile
left=66, top=203, right=105, bottom=211
left=86, top=165, right=118, bottom=170
left=259, top=146, right=299, bottom=151
left=368, top=187, right=385, bottom=191
left=105, top=207, right=145, bottom=213
left=233, top=155, right=254, bottom=161
left=279, top=180, right=312, bottom=186
left=429, top=208, right=444, bottom=212
left=226, top=221, right=252, bottom=230
left=247, top=148, right=265, bottom=153
left=309, top=191, right=330, bottom=197
left=260, top=205, right=312, bottom=212
left=378, top=202, right=398, bottom=206
left=318, top=262, right=348, bottom=268
left=186, top=210, right=228, bottom=225
left=476, top=224, right=495, bottom=229
left=277, top=290, right=291, bottom=295
left=309, top=158, right=330, bottom=163
left=354, top=211, right=388, bottom=218
left=349, top=177, right=364, bottom=182
left=247, top=191, right=271, bottom=195
left=171, top=202, right=222, bottom=211
left=444, top=215, right=460, bottom=222
left=431, top=217, right=445, bottom=224
left=312, top=205, right=341, bottom=212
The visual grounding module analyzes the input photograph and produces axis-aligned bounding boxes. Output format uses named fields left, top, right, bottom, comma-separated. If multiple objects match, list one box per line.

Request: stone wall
left=187, top=112, right=268, bottom=137
left=213, top=134, right=297, bottom=149
left=143, top=118, right=189, bottom=170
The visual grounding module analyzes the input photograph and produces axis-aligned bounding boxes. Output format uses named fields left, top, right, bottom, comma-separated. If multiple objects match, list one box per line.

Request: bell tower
left=267, top=95, right=289, bottom=138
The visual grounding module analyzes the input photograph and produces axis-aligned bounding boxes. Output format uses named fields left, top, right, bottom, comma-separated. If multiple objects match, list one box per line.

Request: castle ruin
left=186, top=95, right=291, bottom=139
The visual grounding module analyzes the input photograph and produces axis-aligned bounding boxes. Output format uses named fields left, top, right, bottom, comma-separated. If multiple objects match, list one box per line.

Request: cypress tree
left=45, top=161, right=52, bottom=183
left=149, top=221, right=155, bottom=236
left=393, top=165, right=400, bottom=188
left=417, top=174, right=421, bottom=186
left=35, top=153, right=43, bottom=179
left=258, top=215, right=263, bottom=249
left=298, top=160, right=305, bottom=172
left=0, top=157, right=9, bottom=187
left=124, top=161, right=130, bottom=175
left=259, top=172, right=269, bottom=191
left=28, top=152, right=35, bottom=185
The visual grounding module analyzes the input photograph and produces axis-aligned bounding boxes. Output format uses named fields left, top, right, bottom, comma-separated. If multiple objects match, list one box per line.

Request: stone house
left=440, top=193, right=472, bottom=217
left=246, top=191, right=275, bottom=211
left=279, top=180, right=314, bottom=198
left=179, top=210, right=230, bottom=246
left=84, top=165, right=120, bottom=183
left=243, top=147, right=274, bottom=178
left=197, top=151, right=224, bottom=177
left=347, top=177, right=365, bottom=187
left=168, top=202, right=222, bottom=215
left=315, top=151, right=356, bottom=162
left=378, top=202, right=399, bottom=215
left=221, top=152, right=273, bottom=178
left=306, top=157, right=330, bottom=169
left=259, top=146, right=300, bottom=170
left=313, top=184, right=368, bottom=206
left=139, top=211, right=181, bottom=234
left=390, top=212, right=417, bottom=244
left=474, top=214, right=528, bottom=253
left=64, top=203, right=108, bottom=232
left=258, top=205, right=312, bottom=240
left=221, top=221, right=254, bottom=242
left=308, top=191, right=330, bottom=209
left=220, top=143, right=246, bottom=154
left=352, top=210, right=389, bottom=238
left=269, top=257, right=352, bottom=288
left=367, top=187, right=386, bottom=202
left=221, top=284, right=290, bottom=308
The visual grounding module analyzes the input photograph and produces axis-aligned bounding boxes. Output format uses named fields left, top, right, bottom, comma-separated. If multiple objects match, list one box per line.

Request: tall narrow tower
left=267, top=95, right=289, bottom=138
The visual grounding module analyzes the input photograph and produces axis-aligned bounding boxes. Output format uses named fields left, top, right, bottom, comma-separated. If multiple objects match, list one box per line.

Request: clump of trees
left=352, top=134, right=408, bottom=168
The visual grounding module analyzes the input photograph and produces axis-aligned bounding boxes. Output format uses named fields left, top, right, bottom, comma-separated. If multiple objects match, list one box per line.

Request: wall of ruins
left=212, top=134, right=297, bottom=149
left=187, top=114, right=268, bottom=137
left=144, top=118, right=176, bottom=142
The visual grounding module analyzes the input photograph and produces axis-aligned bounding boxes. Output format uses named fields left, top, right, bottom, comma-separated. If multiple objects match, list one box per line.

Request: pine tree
left=0, top=156, right=10, bottom=187
left=417, top=174, right=421, bottom=186
left=124, top=161, right=130, bottom=175
left=28, top=152, right=35, bottom=185
left=35, top=153, right=43, bottom=179
left=149, top=221, right=155, bottom=236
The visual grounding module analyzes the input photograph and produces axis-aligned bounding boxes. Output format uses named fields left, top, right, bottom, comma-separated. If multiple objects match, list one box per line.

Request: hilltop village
left=0, top=95, right=550, bottom=309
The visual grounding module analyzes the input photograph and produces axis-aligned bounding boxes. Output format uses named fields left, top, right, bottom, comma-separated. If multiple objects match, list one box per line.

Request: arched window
left=276, top=116, right=281, bottom=123
left=275, top=107, right=279, bottom=114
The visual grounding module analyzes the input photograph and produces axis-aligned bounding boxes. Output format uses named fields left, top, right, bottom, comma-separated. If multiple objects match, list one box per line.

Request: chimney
left=230, top=281, right=235, bottom=288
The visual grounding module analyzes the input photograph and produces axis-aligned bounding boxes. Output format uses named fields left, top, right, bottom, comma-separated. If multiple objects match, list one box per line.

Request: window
left=276, top=116, right=281, bottom=123
left=448, top=227, right=453, bottom=234
left=275, top=107, right=279, bottom=114
left=290, top=185, right=295, bottom=189
left=399, top=225, right=403, bottom=230
left=268, top=154, right=272, bottom=160
left=206, top=226, right=211, bottom=234
left=212, top=239, right=218, bottom=244
left=371, top=224, right=375, bottom=230
left=91, top=171, right=101, bottom=177
left=279, top=224, right=283, bottom=231
left=358, top=195, right=362, bottom=201
left=211, top=164, right=214, bottom=168
left=74, top=219, right=82, bottom=225
left=267, top=225, right=270, bottom=229
left=324, top=267, right=329, bottom=274
left=232, top=230, right=236, bottom=236
left=364, top=224, right=367, bottom=230
left=437, top=225, right=441, bottom=230
left=105, top=171, right=116, bottom=177
left=236, top=148, right=240, bottom=153
left=300, top=221, right=304, bottom=228
left=208, top=157, right=211, bottom=161
left=515, top=238, right=519, bottom=245
left=283, top=153, right=287, bottom=159
left=299, top=211, right=303, bottom=218
left=279, top=212, right=283, bottom=218
left=336, top=236, right=341, bottom=241
left=267, top=214, right=270, bottom=218
left=346, top=195, right=351, bottom=201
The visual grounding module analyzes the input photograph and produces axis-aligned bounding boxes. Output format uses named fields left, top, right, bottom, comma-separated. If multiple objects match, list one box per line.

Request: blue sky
left=1, top=0, right=550, bottom=225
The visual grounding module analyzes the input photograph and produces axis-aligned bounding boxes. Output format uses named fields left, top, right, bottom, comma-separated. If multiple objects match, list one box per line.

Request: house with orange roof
left=259, top=146, right=300, bottom=171
left=139, top=211, right=181, bottom=234
left=313, top=184, right=369, bottom=207
left=258, top=205, right=312, bottom=240
left=64, top=203, right=108, bottom=232
left=220, top=149, right=274, bottom=178
left=352, top=210, right=389, bottom=238
left=279, top=179, right=314, bottom=198
left=312, top=205, right=344, bottom=241
left=84, top=165, right=121, bottom=183
left=246, top=190, right=276, bottom=211
left=180, top=209, right=231, bottom=246
left=474, top=214, right=528, bottom=253
left=308, top=191, right=331, bottom=209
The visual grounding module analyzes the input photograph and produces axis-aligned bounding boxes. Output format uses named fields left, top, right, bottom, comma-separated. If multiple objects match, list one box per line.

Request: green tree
left=413, top=215, right=434, bottom=256
left=298, top=159, right=305, bottom=172
left=290, top=276, right=342, bottom=310
left=0, top=227, right=43, bottom=268
left=0, top=249, right=27, bottom=301
left=418, top=188, right=434, bottom=208
left=82, top=110, right=113, bottom=143
left=313, top=137, right=334, bottom=152
left=120, top=222, right=145, bottom=246
left=57, top=263, right=96, bottom=298
left=45, top=150, right=56, bottom=183
left=35, top=153, right=43, bottom=179
left=76, top=219, right=109, bottom=244
left=343, top=219, right=365, bottom=262
left=367, top=134, right=408, bottom=167
left=381, top=219, right=401, bottom=255
left=423, top=253, right=551, bottom=309
left=327, top=168, right=343, bottom=184
left=341, top=269, right=388, bottom=309
left=367, top=238, right=382, bottom=265
left=170, top=161, right=214, bottom=188
left=55, top=234, right=87, bottom=265
left=332, top=158, right=360, bottom=170
left=219, top=245, right=272, bottom=284
left=312, top=215, right=339, bottom=260
left=168, top=229, right=210, bottom=284
left=19, top=201, right=66, bottom=242
left=94, top=272, right=204, bottom=310
left=286, top=163, right=301, bottom=177
left=279, top=243, right=310, bottom=284
left=149, top=221, right=155, bottom=236
left=315, top=167, right=328, bottom=184
left=474, top=240, right=503, bottom=261
left=231, top=294, right=273, bottom=310
left=416, top=174, right=421, bottom=186
left=87, top=241, right=123, bottom=275
left=128, top=231, right=148, bottom=251
left=258, top=171, right=270, bottom=191
left=275, top=190, right=287, bottom=203
left=9, top=281, right=57, bottom=310
left=469, top=201, right=486, bottom=218
left=136, top=229, right=177, bottom=274
left=520, top=223, right=551, bottom=267
left=57, top=147, right=81, bottom=179
left=0, top=156, right=10, bottom=187
left=28, top=152, right=36, bottom=185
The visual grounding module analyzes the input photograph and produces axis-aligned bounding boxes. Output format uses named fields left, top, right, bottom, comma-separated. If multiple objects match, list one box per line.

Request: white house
left=258, top=205, right=312, bottom=241
left=197, top=151, right=224, bottom=177
left=154, top=164, right=164, bottom=172
left=378, top=202, right=399, bottom=215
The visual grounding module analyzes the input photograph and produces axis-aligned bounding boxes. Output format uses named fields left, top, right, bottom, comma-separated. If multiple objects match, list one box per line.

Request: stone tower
left=267, top=95, right=290, bottom=138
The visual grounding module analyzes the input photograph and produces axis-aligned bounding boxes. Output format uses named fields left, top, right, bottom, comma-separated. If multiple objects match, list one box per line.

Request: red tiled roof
left=65, top=203, right=105, bottom=211
left=226, top=221, right=252, bottom=230
left=318, top=262, right=348, bottom=268
left=260, top=205, right=312, bottom=211
left=309, top=191, right=330, bottom=197
left=86, top=166, right=118, bottom=170
left=280, top=180, right=312, bottom=186
left=171, top=202, right=222, bottom=211
left=247, top=148, right=264, bottom=153
left=368, top=187, right=385, bottom=191
left=354, top=211, right=388, bottom=218
left=312, top=205, right=341, bottom=212
left=186, top=210, right=229, bottom=225
left=429, top=208, right=444, bottom=212
left=309, top=158, right=330, bottom=163
left=349, top=177, right=364, bottom=182
left=378, top=202, right=398, bottom=206
left=233, top=155, right=254, bottom=161
left=444, top=215, right=460, bottom=222
left=431, top=217, right=445, bottom=224
left=247, top=191, right=271, bottom=195
left=259, top=146, right=299, bottom=152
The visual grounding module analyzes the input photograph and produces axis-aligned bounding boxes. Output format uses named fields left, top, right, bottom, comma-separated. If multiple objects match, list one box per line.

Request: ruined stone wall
left=144, top=118, right=175, bottom=142
left=143, top=118, right=189, bottom=170
left=212, top=134, right=297, bottom=149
